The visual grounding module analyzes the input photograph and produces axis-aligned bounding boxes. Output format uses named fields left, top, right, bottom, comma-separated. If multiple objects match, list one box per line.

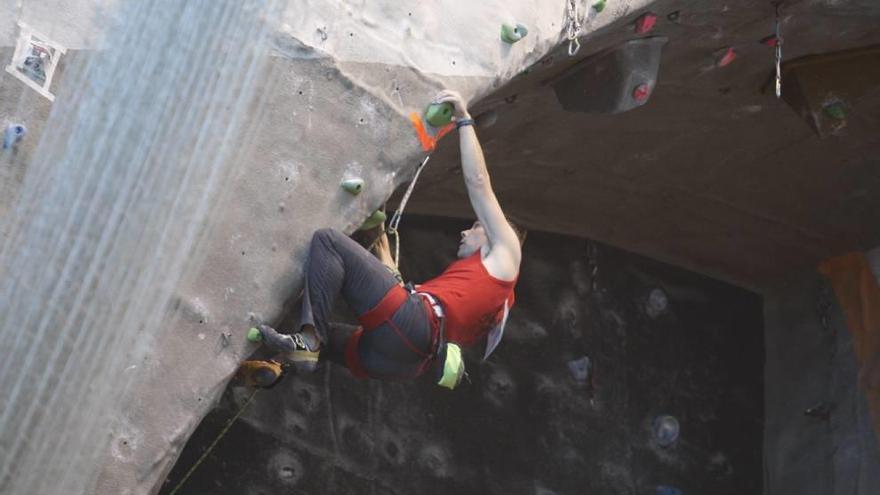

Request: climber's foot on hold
left=257, top=324, right=320, bottom=373
left=239, top=360, right=284, bottom=388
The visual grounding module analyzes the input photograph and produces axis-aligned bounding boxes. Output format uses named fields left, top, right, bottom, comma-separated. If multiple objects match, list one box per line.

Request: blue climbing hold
left=653, top=415, right=680, bottom=447
left=656, top=486, right=683, bottom=495
left=3, top=123, right=27, bottom=150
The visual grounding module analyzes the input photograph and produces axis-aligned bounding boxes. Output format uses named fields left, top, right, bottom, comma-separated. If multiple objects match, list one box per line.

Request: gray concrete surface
left=764, top=271, right=880, bottom=495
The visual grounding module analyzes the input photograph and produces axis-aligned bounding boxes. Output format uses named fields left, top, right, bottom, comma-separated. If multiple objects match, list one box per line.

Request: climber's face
left=457, top=221, right=487, bottom=258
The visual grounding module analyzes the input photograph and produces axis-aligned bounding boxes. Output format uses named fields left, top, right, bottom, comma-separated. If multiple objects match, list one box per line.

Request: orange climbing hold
left=818, top=252, right=880, bottom=442
left=409, top=112, right=455, bottom=152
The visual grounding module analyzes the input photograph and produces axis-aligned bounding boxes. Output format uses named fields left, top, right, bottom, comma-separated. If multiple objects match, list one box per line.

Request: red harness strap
left=357, top=285, right=409, bottom=329
left=344, top=285, right=441, bottom=380
left=344, top=327, right=370, bottom=379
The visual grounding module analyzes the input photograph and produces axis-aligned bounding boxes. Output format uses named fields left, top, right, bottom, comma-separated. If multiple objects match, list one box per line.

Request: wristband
left=455, top=118, right=475, bottom=129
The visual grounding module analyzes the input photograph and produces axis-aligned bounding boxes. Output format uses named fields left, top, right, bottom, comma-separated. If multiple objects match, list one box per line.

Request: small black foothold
left=804, top=402, right=832, bottom=420
left=667, top=10, right=681, bottom=23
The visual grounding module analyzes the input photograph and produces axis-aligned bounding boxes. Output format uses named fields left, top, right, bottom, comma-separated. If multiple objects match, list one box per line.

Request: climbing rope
left=566, top=0, right=583, bottom=56
left=385, top=154, right=432, bottom=268
left=167, top=389, right=260, bottom=495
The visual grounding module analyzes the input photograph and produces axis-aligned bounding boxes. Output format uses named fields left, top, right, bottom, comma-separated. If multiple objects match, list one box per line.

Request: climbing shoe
left=239, top=360, right=285, bottom=388
left=287, top=332, right=321, bottom=373
left=256, top=324, right=320, bottom=373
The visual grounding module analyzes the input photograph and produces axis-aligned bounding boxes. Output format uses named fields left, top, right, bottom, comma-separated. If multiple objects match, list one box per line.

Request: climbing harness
left=566, top=0, right=583, bottom=56
left=385, top=154, right=431, bottom=268
left=774, top=2, right=784, bottom=98
left=168, top=389, right=260, bottom=495
left=346, top=283, right=446, bottom=382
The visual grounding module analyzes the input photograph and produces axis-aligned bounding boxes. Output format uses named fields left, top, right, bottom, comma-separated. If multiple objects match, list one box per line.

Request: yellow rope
left=168, top=388, right=260, bottom=495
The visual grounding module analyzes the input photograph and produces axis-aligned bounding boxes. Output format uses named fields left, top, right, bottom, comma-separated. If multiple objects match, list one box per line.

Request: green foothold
left=593, top=0, right=606, bottom=13
left=341, top=178, right=365, bottom=195
left=247, top=327, right=262, bottom=343
left=501, top=23, right=528, bottom=44
left=359, top=209, right=387, bottom=231
left=424, top=102, right=454, bottom=127
left=824, top=102, right=846, bottom=120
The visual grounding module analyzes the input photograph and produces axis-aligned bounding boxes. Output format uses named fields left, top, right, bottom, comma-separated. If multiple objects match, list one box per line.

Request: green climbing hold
left=359, top=209, right=387, bottom=230
left=593, top=0, right=606, bottom=13
left=424, top=102, right=454, bottom=127
left=824, top=102, right=846, bottom=120
left=247, top=327, right=263, bottom=343
left=501, top=23, right=529, bottom=44
left=341, top=178, right=365, bottom=195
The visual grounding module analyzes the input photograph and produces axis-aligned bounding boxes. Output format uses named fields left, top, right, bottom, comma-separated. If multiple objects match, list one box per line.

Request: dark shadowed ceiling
left=406, top=0, right=880, bottom=290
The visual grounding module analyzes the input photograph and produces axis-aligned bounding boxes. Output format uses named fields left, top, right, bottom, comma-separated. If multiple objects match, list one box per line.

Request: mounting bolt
left=804, top=401, right=832, bottom=420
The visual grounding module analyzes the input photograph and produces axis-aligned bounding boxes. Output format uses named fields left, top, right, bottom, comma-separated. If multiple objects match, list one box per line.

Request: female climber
left=253, top=89, right=525, bottom=389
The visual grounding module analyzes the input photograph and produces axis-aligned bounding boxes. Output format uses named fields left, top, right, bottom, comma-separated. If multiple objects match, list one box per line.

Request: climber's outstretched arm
left=433, top=90, right=521, bottom=279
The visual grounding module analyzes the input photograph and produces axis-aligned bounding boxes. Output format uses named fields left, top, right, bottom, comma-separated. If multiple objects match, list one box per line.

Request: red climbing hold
left=715, top=47, right=737, bottom=68
left=761, top=35, right=781, bottom=47
left=635, top=13, right=658, bottom=34
left=632, top=83, right=651, bottom=102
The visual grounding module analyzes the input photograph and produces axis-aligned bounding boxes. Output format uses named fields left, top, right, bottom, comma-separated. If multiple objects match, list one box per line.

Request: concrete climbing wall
left=764, top=268, right=880, bottom=495
left=1, top=1, right=655, bottom=493
left=161, top=217, right=764, bottom=495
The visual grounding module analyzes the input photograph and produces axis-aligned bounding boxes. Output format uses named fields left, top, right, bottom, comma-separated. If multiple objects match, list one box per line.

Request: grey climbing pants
left=299, top=228, right=440, bottom=380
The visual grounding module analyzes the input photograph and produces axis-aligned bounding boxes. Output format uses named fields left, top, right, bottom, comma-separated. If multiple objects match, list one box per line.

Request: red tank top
left=418, top=252, right=517, bottom=347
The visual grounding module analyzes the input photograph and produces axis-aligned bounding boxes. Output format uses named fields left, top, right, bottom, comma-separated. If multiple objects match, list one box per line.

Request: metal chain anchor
left=774, top=2, right=784, bottom=98
left=567, top=0, right=583, bottom=56
left=386, top=154, right=432, bottom=268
